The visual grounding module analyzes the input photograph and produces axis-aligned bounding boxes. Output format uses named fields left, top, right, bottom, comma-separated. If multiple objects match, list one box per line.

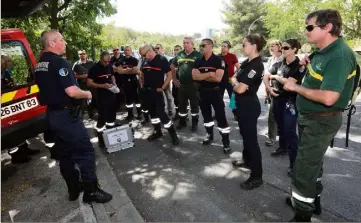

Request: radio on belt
left=102, top=125, right=134, bottom=153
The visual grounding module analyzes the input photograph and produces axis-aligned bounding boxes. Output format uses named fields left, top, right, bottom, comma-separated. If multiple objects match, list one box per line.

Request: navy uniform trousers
left=47, top=109, right=97, bottom=188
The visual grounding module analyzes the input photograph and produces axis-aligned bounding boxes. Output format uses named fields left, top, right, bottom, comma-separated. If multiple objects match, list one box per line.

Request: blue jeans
left=272, top=97, right=299, bottom=168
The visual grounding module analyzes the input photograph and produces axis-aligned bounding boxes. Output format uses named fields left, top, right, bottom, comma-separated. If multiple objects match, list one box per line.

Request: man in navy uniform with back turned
left=35, top=30, right=112, bottom=203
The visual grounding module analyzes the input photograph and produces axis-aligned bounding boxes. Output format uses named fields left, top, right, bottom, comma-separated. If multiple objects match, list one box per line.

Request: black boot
left=148, top=123, right=163, bottom=141
left=289, top=213, right=311, bottom=222
left=203, top=126, right=214, bottom=145
left=83, top=182, right=112, bottom=204
left=285, top=196, right=321, bottom=215
left=176, top=117, right=187, bottom=130
left=240, top=176, right=263, bottom=190
left=126, top=107, right=134, bottom=121
left=191, top=116, right=198, bottom=132
left=167, top=125, right=179, bottom=145
left=136, top=107, right=142, bottom=120
left=19, top=142, right=40, bottom=156
left=141, top=112, right=150, bottom=125
left=271, top=147, right=287, bottom=156
left=221, top=133, right=231, bottom=154
left=97, top=131, right=105, bottom=148
left=8, top=142, right=32, bottom=164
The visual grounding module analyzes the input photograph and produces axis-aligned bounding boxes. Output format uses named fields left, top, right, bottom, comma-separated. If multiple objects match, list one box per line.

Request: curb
left=92, top=146, right=144, bottom=222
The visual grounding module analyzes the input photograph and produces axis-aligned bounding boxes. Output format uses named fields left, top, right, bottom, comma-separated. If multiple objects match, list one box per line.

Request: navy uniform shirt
left=194, top=53, right=225, bottom=89
left=88, top=62, right=114, bottom=92
left=268, top=57, right=304, bottom=98
left=142, top=54, right=170, bottom=89
left=236, top=56, right=264, bottom=97
left=120, top=56, right=139, bottom=81
left=35, top=52, right=78, bottom=108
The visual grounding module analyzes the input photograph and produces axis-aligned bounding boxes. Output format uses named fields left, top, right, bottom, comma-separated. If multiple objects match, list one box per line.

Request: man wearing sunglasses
left=283, top=9, right=357, bottom=222
left=192, top=38, right=231, bottom=154
left=88, top=51, right=118, bottom=148
left=110, top=47, right=125, bottom=111
left=139, top=45, right=179, bottom=145
left=72, top=50, right=96, bottom=119
left=155, top=43, right=175, bottom=117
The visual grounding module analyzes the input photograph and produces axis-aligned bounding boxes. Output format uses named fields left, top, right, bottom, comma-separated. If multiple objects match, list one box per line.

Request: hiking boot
left=240, top=176, right=263, bottom=190
left=271, top=147, right=287, bottom=156
left=83, top=182, right=112, bottom=204
left=148, top=124, right=163, bottom=141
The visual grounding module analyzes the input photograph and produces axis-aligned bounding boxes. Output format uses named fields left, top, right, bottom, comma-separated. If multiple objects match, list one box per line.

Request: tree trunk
left=50, top=0, right=58, bottom=29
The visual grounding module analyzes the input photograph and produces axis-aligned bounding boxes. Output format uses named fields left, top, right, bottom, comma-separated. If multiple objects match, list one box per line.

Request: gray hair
left=40, top=29, right=59, bottom=49
left=183, top=36, right=195, bottom=46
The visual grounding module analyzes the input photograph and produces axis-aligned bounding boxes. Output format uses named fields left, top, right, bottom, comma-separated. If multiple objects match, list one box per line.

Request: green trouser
left=291, top=113, right=342, bottom=217
left=178, top=83, right=199, bottom=118
left=268, top=97, right=277, bottom=141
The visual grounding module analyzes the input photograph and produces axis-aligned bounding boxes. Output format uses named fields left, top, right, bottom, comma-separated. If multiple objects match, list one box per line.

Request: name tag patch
left=248, top=70, right=256, bottom=78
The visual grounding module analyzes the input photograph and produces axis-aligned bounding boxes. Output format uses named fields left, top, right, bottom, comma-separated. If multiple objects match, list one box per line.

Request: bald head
left=141, top=45, right=156, bottom=60
left=40, top=29, right=67, bottom=55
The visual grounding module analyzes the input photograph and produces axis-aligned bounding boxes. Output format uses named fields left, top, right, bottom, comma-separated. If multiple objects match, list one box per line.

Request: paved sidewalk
left=1, top=130, right=143, bottom=222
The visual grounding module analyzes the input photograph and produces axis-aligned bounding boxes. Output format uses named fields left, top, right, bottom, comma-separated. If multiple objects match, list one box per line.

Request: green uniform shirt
left=297, top=37, right=357, bottom=114
left=172, top=50, right=202, bottom=85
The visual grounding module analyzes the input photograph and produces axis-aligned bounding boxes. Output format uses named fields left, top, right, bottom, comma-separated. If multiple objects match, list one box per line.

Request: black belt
left=47, top=105, right=81, bottom=117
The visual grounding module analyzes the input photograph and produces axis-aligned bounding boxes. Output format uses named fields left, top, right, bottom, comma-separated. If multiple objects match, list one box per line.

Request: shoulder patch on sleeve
left=247, top=69, right=256, bottom=78
left=59, top=68, right=69, bottom=76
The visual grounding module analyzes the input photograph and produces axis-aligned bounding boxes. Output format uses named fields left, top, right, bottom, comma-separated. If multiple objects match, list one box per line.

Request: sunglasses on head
left=305, top=24, right=321, bottom=32
left=282, top=46, right=291, bottom=50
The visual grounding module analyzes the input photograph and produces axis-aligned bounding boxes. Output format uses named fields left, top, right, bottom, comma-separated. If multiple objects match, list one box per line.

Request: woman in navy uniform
left=88, top=51, right=118, bottom=147
left=35, top=30, right=112, bottom=203
left=231, top=34, right=266, bottom=190
left=264, top=39, right=304, bottom=177
left=192, top=38, right=231, bottom=154
left=139, top=45, right=179, bottom=145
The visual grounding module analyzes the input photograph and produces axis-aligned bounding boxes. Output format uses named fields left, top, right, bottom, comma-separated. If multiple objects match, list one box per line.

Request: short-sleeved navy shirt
left=88, top=62, right=114, bottom=86
left=142, top=54, right=171, bottom=89
left=193, top=53, right=225, bottom=88
left=235, top=56, right=264, bottom=97
left=35, top=52, right=78, bottom=108
left=120, top=56, right=138, bottom=81
left=268, top=57, right=304, bottom=98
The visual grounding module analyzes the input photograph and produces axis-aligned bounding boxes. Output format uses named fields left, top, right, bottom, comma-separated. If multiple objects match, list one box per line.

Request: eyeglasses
left=282, top=46, right=291, bottom=50
left=113, top=49, right=119, bottom=52
left=199, top=44, right=209, bottom=48
left=305, top=24, right=320, bottom=32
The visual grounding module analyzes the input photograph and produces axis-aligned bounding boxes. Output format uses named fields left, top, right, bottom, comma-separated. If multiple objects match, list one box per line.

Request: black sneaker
left=270, top=147, right=287, bottom=156
left=240, top=177, right=263, bottom=190
left=83, top=188, right=112, bottom=204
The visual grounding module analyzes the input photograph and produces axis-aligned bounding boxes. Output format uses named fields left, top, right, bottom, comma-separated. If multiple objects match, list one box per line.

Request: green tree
left=221, top=0, right=269, bottom=47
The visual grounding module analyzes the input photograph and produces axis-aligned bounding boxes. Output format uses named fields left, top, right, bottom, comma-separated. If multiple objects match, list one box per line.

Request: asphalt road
left=104, top=83, right=361, bottom=222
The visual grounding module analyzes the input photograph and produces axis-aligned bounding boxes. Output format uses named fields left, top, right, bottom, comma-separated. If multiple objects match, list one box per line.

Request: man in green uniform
left=283, top=9, right=357, bottom=222
left=171, top=37, right=202, bottom=131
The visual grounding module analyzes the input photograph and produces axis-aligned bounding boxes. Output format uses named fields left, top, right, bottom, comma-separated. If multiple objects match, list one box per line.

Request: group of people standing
left=34, top=8, right=358, bottom=222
